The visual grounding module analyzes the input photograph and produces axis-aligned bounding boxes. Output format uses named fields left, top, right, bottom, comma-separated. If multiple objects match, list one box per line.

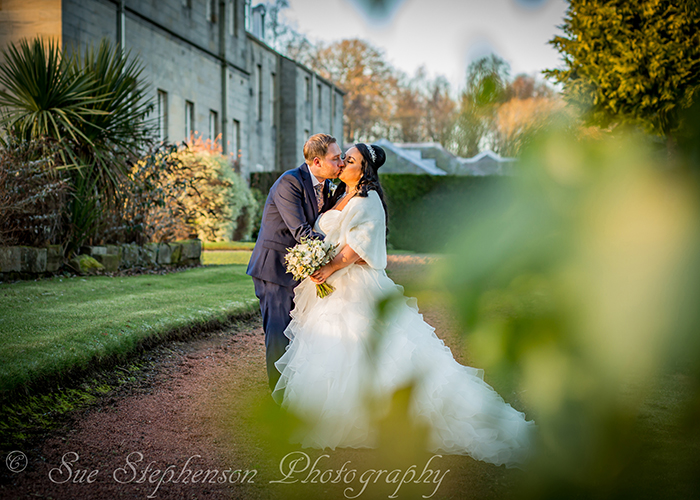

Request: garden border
left=0, top=239, right=203, bottom=281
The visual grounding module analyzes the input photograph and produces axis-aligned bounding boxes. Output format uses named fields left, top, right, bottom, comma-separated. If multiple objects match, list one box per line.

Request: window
left=229, top=0, right=237, bottom=36
left=232, top=119, right=241, bottom=170
left=209, top=110, right=218, bottom=141
left=331, top=92, right=336, bottom=134
left=207, top=0, right=217, bottom=22
left=270, top=72, right=276, bottom=126
left=304, top=129, right=309, bottom=140
left=244, top=0, right=251, bottom=31
left=305, top=76, right=312, bottom=120
left=157, top=89, right=168, bottom=142
left=256, top=64, right=263, bottom=121
left=185, top=100, right=194, bottom=141
left=317, top=83, right=322, bottom=110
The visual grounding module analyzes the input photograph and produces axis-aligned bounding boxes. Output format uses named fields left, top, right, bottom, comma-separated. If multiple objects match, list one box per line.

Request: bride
left=271, top=143, right=536, bottom=469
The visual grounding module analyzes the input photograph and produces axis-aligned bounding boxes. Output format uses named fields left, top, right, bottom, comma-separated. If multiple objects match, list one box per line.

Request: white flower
left=285, top=237, right=334, bottom=281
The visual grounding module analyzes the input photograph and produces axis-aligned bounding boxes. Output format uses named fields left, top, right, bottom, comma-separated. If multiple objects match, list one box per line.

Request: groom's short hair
left=303, top=133, right=337, bottom=163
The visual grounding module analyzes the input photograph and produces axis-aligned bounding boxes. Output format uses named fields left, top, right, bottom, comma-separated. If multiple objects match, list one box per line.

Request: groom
left=247, top=133, right=345, bottom=391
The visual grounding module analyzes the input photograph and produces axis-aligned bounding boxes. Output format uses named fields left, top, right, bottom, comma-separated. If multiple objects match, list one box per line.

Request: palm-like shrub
left=0, top=38, right=103, bottom=148
left=0, top=37, right=156, bottom=251
left=71, top=40, right=155, bottom=197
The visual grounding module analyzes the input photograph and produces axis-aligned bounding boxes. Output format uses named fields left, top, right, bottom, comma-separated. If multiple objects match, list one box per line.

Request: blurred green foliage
left=379, top=174, right=498, bottom=253
left=437, top=116, right=700, bottom=497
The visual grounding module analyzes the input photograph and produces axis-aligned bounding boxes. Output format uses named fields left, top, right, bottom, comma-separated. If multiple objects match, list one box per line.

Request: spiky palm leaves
left=0, top=37, right=156, bottom=249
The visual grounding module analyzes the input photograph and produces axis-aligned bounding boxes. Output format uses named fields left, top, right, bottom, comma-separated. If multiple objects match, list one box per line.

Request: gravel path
left=1, top=257, right=526, bottom=499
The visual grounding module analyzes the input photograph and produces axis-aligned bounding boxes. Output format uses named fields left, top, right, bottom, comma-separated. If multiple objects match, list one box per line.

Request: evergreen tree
left=545, top=0, right=700, bottom=144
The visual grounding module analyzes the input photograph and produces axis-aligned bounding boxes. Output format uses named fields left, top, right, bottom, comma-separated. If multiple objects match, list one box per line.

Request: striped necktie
left=314, top=182, right=324, bottom=212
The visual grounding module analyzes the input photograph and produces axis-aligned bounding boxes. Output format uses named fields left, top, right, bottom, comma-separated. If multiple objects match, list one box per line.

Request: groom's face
left=312, top=142, right=345, bottom=180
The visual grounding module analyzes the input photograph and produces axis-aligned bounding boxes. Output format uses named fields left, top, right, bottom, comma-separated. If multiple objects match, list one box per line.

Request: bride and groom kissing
left=246, top=133, right=536, bottom=469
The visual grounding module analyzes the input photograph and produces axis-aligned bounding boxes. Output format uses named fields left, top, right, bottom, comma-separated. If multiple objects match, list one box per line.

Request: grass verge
left=0, top=265, right=258, bottom=399
left=202, top=241, right=256, bottom=251
left=203, top=250, right=252, bottom=265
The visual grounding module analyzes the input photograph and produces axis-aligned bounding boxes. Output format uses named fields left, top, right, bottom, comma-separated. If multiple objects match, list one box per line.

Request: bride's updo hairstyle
left=354, top=143, right=389, bottom=233
left=329, top=144, right=389, bottom=234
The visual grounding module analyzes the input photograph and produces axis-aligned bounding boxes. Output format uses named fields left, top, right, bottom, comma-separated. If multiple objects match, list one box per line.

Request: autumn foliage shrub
left=167, top=136, right=257, bottom=242
left=100, top=136, right=257, bottom=244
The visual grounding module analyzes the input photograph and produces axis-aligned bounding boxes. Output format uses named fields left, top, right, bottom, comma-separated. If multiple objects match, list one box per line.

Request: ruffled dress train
left=272, top=191, right=536, bottom=469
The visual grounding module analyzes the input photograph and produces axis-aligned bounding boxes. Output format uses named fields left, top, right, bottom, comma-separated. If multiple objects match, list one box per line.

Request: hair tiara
left=366, top=144, right=376, bottom=164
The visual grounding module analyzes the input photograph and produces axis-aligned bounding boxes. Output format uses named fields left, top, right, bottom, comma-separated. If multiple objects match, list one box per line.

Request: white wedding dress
left=272, top=190, right=536, bottom=469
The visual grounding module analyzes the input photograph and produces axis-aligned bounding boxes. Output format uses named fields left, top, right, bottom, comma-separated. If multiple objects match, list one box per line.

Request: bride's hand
left=310, top=264, right=335, bottom=284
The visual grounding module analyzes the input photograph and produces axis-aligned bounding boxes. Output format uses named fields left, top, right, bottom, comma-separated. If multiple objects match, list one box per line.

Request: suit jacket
left=247, top=162, right=332, bottom=287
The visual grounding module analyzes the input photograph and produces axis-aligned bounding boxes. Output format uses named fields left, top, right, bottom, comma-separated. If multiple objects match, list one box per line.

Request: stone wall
left=0, top=0, right=62, bottom=66
left=0, top=240, right=202, bottom=280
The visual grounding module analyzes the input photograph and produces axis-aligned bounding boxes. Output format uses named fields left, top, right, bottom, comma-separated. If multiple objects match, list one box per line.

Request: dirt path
left=1, top=258, right=528, bottom=500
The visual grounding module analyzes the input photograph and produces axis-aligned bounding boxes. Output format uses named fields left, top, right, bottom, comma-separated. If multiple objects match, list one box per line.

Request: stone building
left=0, top=0, right=344, bottom=180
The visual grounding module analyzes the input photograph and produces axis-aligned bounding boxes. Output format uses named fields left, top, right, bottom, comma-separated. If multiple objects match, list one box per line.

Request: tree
left=260, top=1, right=457, bottom=147
left=396, top=68, right=457, bottom=145
left=491, top=74, right=565, bottom=157
left=492, top=91, right=565, bottom=157
left=544, top=0, right=700, bottom=144
left=424, top=76, right=457, bottom=146
left=393, top=82, right=424, bottom=143
left=390, top=67, right=456, bottom=144
left=451, top=55, right=510, bottom=157
left=311, top=39, right=398, bottom=143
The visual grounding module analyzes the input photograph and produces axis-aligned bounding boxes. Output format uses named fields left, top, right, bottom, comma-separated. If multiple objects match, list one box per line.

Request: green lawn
left=202, top=241, right=256, bottom=251
left=203, top=250, right=253, bottom=265
left=202, top=248, right=418, bottom=266
left=0, top=265, right=257, bottom=395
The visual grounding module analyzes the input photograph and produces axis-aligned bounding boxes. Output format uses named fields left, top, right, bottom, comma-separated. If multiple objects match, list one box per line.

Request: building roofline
left=458, top=149, right=516, bottom=163
left=247, top=32, right=345, bottom=96
left=395, top=142, right=459, bottom=159
left=120, top=3, right=249, bottom=75
left=375, top=138, right=447, bottom=176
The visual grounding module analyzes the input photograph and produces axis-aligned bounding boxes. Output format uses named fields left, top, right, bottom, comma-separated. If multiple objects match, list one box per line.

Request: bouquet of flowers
left=285, top=237, right=337, bottom=298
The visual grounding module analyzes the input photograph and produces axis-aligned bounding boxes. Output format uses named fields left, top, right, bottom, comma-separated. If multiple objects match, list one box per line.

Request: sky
left=276, top=0, right=570, bottom=93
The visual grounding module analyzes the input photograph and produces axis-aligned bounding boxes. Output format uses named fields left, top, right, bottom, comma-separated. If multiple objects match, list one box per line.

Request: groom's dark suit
left=247, top=162, right=331, bottom=390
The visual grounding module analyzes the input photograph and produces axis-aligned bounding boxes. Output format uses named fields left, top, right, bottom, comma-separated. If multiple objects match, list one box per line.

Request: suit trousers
left=252, top=277, right=295, bottom=391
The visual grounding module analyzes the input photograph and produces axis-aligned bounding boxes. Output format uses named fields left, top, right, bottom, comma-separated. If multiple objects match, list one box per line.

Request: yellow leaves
left=494, top=97, right=565, bottom=140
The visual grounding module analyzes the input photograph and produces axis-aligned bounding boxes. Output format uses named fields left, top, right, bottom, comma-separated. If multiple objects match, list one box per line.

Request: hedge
left=249, top=172, right=502, bottom=253
left=380, top=175, right=501, bottom=253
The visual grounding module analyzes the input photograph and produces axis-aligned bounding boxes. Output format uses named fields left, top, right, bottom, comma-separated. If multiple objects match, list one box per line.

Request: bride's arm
left=309, top=244, right=361, bottom=284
